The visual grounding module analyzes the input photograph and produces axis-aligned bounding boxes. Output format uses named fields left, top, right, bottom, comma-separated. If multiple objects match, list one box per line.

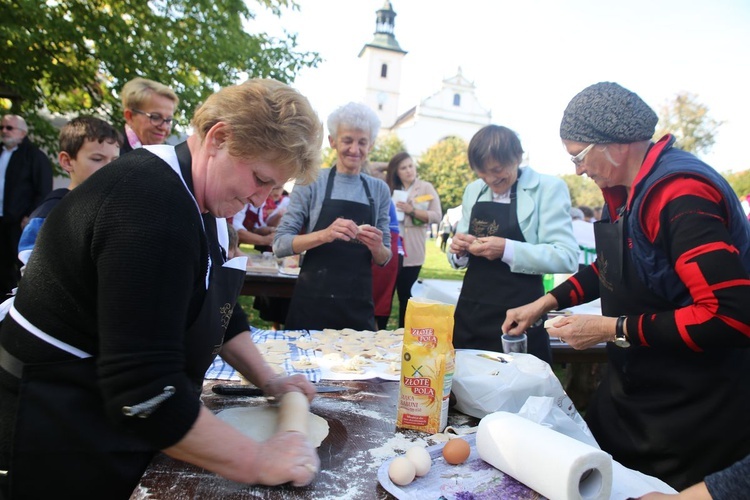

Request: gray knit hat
left=560, top=82, right=658, bottom=144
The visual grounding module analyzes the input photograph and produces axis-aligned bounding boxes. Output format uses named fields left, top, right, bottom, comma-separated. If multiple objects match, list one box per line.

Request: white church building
left=358, top=1, right=492, bottom=157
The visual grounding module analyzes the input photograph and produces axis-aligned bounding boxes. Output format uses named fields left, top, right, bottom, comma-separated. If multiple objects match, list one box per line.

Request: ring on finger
left=304, top=463, right=318, bottom=473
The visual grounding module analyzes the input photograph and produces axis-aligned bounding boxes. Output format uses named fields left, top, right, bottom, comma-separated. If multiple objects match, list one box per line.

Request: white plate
left=377, top=434, right=540, bottom=499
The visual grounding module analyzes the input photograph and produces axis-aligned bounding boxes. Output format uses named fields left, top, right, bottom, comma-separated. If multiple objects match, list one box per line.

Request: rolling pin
left=276, top=391, right=309, bottom=438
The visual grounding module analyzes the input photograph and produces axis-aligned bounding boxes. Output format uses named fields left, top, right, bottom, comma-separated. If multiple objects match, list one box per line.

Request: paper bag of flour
left=396, top=297, right=455, bottom=434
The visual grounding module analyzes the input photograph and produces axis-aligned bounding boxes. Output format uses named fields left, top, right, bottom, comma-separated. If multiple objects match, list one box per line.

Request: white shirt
left=0, top=146, right=19, bottom=217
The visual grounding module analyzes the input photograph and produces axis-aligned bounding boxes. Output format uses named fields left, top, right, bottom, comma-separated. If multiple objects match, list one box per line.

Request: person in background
left=439, top=214, right=452, bottom=252
left=0, top=79, right=324, bottom=498
left=578, top=205, right=596, bottom=222
left=119, top=77, right=179, bottom=155
left=592, top=205, right=603, bottom=221
left=570, top=206, right=596, bottom=270
left=449, top=125, right=578, bottom=363
left=232, top=201, right=276, bottom=252
left=274, top=102, right=391, bottom=331
left=18, top=116, right=122, bottom=266
left=372, top=200, right=400, bottom=330
left=226, top=223, right=246, bottom=260
left=386, top=152, right=442, bottom=327
left=0, top=114, right=52, bottom=295
left=241, top=186, right=293, bottom=330
left=362, top=161, right=400, bottom=331
left=639, top=454, right=750, bottom=500
left=503, top=82, right=750, bottom=490
left=263, top=186, right=290, bottom=228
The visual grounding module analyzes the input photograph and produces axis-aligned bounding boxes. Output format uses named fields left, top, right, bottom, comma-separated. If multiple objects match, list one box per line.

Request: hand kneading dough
left=215, top=406, right=329, bottom=447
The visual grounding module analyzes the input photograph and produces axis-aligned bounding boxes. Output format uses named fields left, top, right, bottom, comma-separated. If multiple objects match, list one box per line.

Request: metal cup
left=501, top=333, right=528, bottom=354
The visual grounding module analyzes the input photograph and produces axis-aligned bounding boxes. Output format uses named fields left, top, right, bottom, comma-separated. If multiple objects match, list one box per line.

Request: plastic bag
left=451, top=349, right=584, bottom=425
left=518, top=396, right=599, bottom=448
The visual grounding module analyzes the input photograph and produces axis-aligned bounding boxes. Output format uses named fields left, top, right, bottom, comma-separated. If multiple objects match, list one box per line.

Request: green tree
left=369, top=133, right=407, bottom=163
left=654, top=92, right=722, bottom=156
left=417, top=136, right=473, bottom=211
left=0, top=0, right=320, bottom=167
left=560, top=174, right=604, bottom=208
left=723, top=169, right=750, bottom=199
left=320, top=147, right=337, bottom=169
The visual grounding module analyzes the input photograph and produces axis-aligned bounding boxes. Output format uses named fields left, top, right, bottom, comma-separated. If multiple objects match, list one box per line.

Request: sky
left=250, top=0, right=750, bottom=177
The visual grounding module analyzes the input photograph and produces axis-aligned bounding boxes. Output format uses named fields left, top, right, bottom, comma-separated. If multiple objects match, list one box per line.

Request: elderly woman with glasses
left=448, top=124, right=579, bottom=363
left=503, top=82, right=750, bottom=491
left=0, top=79, right=324, bottom=498
left=120, top=77, right=179, bottom=154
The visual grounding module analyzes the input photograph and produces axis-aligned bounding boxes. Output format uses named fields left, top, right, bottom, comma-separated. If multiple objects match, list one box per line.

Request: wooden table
left=131, top=380, right=479, bottom=499
left=242, top=271, right=297, bottom=298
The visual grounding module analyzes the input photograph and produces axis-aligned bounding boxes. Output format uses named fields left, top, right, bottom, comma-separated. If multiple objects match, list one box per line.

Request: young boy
left=17, top=116, right=122, bottom=265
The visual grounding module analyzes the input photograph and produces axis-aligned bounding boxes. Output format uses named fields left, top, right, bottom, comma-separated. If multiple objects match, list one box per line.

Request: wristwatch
left=614, top=316, right=630, bottom=348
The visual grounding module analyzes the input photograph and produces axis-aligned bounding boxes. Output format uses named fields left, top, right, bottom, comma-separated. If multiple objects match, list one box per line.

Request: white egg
left=405, top=446, right=432, bottom=476
left=388, top=456, right=416, bottom=486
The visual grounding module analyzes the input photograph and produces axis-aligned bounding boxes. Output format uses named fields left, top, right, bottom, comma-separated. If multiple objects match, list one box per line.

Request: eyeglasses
left=131, top=109, right=174, bottom=127
left=570, top=143, right=595, bottom=166
left=1, top=125, right=20, bottom=131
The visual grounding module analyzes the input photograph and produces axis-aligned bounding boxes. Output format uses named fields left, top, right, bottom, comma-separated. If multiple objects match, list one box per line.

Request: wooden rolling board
left=131, top=380, right=481, bottom=499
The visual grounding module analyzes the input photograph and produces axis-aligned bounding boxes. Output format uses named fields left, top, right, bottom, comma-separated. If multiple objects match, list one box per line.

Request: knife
left=212, top=384, right=348, bottom=396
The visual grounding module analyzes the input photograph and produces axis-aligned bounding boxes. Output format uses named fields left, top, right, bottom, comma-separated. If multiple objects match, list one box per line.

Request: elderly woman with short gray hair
left=274, top=102, right=392, bottom=331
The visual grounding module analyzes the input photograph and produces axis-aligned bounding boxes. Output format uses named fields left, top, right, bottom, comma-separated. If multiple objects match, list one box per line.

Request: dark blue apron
left=285, top=167, right=377, bottom=331
left=1, top=143, right=246, bottom=499
left=453, top=177, right=551, bottom=363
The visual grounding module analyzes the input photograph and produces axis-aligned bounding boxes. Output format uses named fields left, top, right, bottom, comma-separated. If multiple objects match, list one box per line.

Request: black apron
left=3, top=143, right=246, bottom=499
left=285, top=167, right=376, bottom=331
left=453, top=180, right=551, bottom=363
left=587, top=210, right=750, bottom=490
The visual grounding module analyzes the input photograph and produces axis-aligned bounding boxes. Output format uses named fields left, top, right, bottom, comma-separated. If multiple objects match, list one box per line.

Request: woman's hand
left=503, top=294, right=558, bottom=335
left=450, top=233, right=476, bottom=257
left=322, top=218, right=359, bottom=243
left=254, top=431, right=320, bottom=487
left=264, top=374, right=316, bottom=403
left=466, top=236, right=506, bottom=260
left=545, top=314, right=615, bottom=349
left=395, top=201, right=412, bottom=215
left=355, top=224, right=384, bottom=251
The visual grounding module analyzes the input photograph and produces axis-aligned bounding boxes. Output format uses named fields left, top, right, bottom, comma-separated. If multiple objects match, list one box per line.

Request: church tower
left=358, top=1, right=407, bottom=129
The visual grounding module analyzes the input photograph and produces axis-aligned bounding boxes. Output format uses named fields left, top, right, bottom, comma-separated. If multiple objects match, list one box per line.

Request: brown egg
left=442, top=438, right=471, bottom=465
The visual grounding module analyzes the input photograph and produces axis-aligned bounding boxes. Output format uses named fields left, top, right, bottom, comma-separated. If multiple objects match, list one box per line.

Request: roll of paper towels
left=476, top=412, right=612, bottom=500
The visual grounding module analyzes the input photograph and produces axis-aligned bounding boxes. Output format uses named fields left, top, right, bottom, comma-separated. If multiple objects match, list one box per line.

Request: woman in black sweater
left=0, top=79, right=324, bottom=499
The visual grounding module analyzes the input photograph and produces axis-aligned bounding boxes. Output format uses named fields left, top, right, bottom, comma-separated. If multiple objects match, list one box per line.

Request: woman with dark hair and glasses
left=120, top=77, right=179, bottom=154
left=449, top=125, right=578, bottom=363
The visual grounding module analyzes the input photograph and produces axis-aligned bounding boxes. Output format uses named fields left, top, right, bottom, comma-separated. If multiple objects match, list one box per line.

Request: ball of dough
left=388, top=456, right=416, bottom=486
left=442, top=438, right=471, bottom=465
left=405, top=446, right=432, bottom=476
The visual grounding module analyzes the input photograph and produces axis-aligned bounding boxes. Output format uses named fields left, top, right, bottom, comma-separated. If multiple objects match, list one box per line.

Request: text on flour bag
left=396, top=297, right=456, bottom=434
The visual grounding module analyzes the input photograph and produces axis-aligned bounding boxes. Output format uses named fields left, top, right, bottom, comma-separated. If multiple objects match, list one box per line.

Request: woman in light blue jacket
left=448, top=125, right=578, bottom=363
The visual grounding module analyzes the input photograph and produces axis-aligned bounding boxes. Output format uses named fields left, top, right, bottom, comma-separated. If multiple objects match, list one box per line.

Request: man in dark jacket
left=0, top=114, right=52, bottom=294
